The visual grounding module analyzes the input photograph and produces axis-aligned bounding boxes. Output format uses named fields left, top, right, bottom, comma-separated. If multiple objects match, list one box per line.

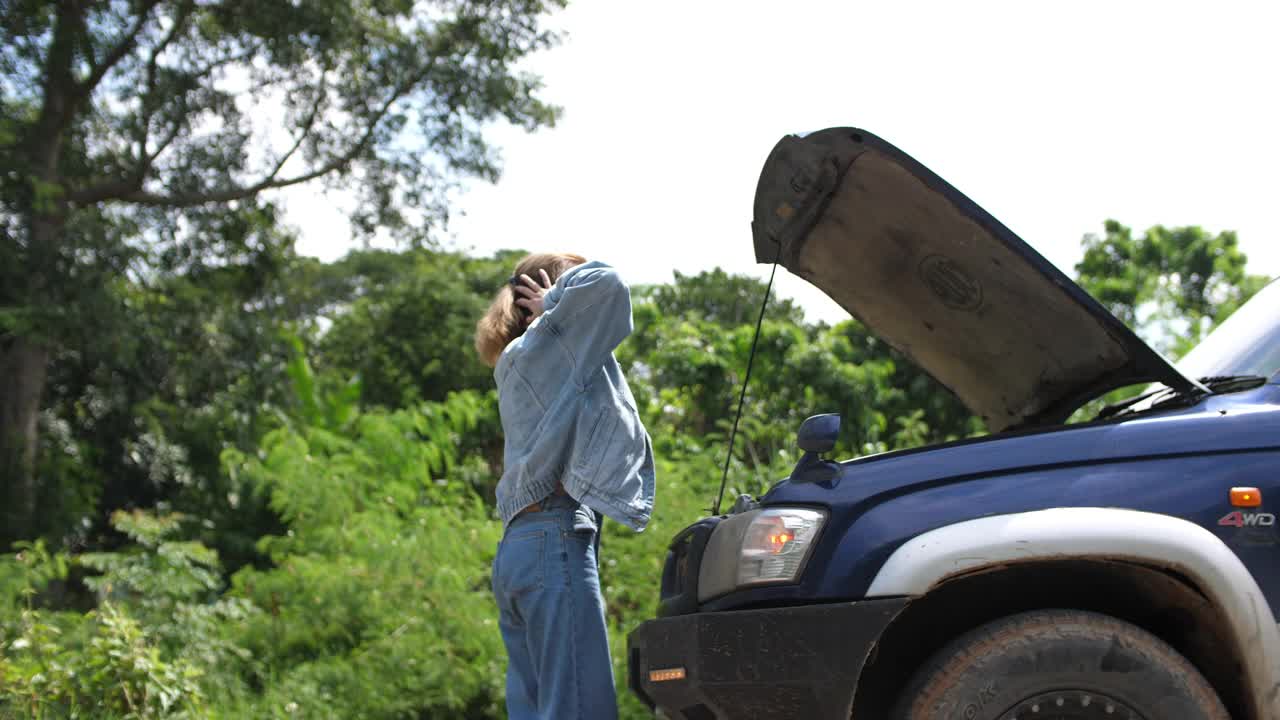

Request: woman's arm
left=540, top=261, right=633, bottom=388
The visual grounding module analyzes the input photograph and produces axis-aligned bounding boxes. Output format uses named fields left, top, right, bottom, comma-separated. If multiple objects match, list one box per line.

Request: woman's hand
left=514, top=269, right=553, bottom=325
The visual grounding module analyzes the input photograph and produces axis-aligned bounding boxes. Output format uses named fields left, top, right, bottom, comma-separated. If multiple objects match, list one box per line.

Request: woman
left=475, top=252, right=656, bottom=720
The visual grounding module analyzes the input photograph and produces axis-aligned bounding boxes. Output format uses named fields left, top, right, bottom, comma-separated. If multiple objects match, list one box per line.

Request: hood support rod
left=712, top=244, right=781, bottom=516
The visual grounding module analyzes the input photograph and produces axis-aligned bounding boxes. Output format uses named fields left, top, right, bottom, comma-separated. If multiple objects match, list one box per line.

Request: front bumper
left=626, top=598, right=908, bottom=720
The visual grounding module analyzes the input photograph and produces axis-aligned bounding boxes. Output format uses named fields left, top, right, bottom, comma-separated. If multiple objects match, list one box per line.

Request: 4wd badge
left=1218, top=511, right=1276, bottom=527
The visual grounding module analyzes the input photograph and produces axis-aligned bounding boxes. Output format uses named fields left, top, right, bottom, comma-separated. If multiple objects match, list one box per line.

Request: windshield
left=1175, top=277, right=1280, bottom=381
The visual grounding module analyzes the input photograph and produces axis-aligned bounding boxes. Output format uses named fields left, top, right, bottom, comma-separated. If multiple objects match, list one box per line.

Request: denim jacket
left=493, top=260, right=656, bottom=532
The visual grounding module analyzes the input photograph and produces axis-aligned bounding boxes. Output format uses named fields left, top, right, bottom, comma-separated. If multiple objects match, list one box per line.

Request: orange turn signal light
left=648, top=667, right=686, bottom=683
left=1231, top=487, right=1262, bottom=507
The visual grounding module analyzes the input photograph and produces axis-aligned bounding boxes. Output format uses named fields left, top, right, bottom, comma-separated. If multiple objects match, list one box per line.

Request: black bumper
left=626, top=598, right=908, bottom=720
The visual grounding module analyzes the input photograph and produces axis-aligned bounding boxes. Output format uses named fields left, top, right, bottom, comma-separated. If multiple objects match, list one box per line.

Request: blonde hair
left=475, top=252, right=587, bottom=367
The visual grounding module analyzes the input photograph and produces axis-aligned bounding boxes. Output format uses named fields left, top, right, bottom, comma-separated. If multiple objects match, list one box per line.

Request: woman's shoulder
left=558, top=260, right=624, bottom=287
left=544, top=260, right=629, bottom=315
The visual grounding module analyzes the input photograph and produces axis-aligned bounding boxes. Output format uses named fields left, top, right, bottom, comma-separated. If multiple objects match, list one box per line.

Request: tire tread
left=891, top=608, right=1229, bottom=720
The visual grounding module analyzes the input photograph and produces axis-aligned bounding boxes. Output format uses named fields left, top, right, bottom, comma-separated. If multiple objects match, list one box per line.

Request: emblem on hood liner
left=919, top=253, right=983, bottom=312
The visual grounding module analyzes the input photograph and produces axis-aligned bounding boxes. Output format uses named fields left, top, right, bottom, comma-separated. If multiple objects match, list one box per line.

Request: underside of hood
left=751, top=127, right=1199, bottom=433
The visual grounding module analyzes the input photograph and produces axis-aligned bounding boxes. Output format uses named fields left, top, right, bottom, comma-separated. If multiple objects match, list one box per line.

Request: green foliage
left=79, top=511, right=220, bottom=608
left=218, top=388, right=507, bottom=718
left=1068, top=219, right=1272, bottom=419
left=638, top=267, right=806, bottom=327
left=1076, top=219, right=1269, bottom=358
left=2, top=0, right=567, bottom=243
left=28, top=239, right=301, bottom=571
left=0, top=512, right=230, bottom=719
left=314, top=250, right=504, bottom=408
left=279, top=331, right=361, bottom=434
left=3, top=603, right=208, bottom=720
left=8, top=539, right=71, bottom=600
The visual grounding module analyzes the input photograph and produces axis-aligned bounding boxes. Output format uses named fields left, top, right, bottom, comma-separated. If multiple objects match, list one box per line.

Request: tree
left=1075, top=219, right=1270, bottom=358
left=641, top=267, right=806, bottom=328
left=0, top=0, right=566, bottom=546
left=315, top=248, right=516, bottom=408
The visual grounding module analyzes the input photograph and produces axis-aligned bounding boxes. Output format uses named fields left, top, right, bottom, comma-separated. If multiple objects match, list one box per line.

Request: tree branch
left=185, top=45, right=261, bottom=81
left=74, top=0, right=163, bottom=105
left=133, top=2, right=194, bottom=176
left=148, top=120, right=184, bottom=164
left=61, top=98, right=187, bottom=207
left=264, top=77, right=328, bottom=183
left=80, top=54, right=440, bottom=209
left=144, top=3, right=193, bottom=105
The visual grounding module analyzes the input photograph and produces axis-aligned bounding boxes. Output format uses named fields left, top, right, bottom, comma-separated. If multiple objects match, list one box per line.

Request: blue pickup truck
left=626, top=127, right=1280, bottom=720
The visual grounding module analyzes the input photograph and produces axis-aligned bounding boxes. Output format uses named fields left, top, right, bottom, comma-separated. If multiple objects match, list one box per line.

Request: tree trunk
left=0, top=336, right=49, bottom=549
left=0, top=1, right=77, bottom=549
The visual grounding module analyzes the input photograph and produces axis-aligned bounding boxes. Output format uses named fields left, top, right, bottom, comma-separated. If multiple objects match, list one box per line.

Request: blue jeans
left=491, top=493, right=617, bottom=720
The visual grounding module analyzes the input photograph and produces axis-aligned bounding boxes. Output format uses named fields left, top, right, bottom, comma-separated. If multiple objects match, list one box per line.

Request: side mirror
left=797, top=413, right=841, bottom=454
left=790, top=413, right=842, bottom=485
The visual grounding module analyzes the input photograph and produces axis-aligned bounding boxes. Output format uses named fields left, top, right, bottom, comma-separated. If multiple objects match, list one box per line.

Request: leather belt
left=514, top=501, right=544, bottom=518
left=514, top=482, right=567, bottom=519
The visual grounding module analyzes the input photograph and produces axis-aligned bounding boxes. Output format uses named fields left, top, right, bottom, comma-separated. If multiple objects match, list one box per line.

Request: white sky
left=278, top=0, right=1279, bottom=326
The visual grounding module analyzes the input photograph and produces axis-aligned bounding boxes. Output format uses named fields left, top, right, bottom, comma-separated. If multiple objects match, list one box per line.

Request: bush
left=216, top=393, right=507, bottom=718
left=0, top=517, right=225, bottom=719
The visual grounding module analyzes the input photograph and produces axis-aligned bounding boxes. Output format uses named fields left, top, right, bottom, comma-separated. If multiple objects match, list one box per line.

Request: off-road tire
left=890, top=608, right=1229, bottom=720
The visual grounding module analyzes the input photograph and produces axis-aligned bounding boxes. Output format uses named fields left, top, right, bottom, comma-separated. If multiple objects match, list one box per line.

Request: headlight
left=738, top=507, right=826, bottom=586
left=698, top=507, right=827, bottom=602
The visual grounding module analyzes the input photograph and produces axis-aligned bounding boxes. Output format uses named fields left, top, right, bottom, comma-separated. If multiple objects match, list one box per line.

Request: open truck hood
left=751, top=127, right=1200, bottom=433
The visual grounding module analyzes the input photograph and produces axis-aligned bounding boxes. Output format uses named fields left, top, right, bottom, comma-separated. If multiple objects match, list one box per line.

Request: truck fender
left=864, top=507, right=1280, bottom=718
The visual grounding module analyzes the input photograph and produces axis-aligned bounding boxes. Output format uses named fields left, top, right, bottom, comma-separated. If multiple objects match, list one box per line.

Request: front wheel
left=891, top=608, right=1229, bottom=720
